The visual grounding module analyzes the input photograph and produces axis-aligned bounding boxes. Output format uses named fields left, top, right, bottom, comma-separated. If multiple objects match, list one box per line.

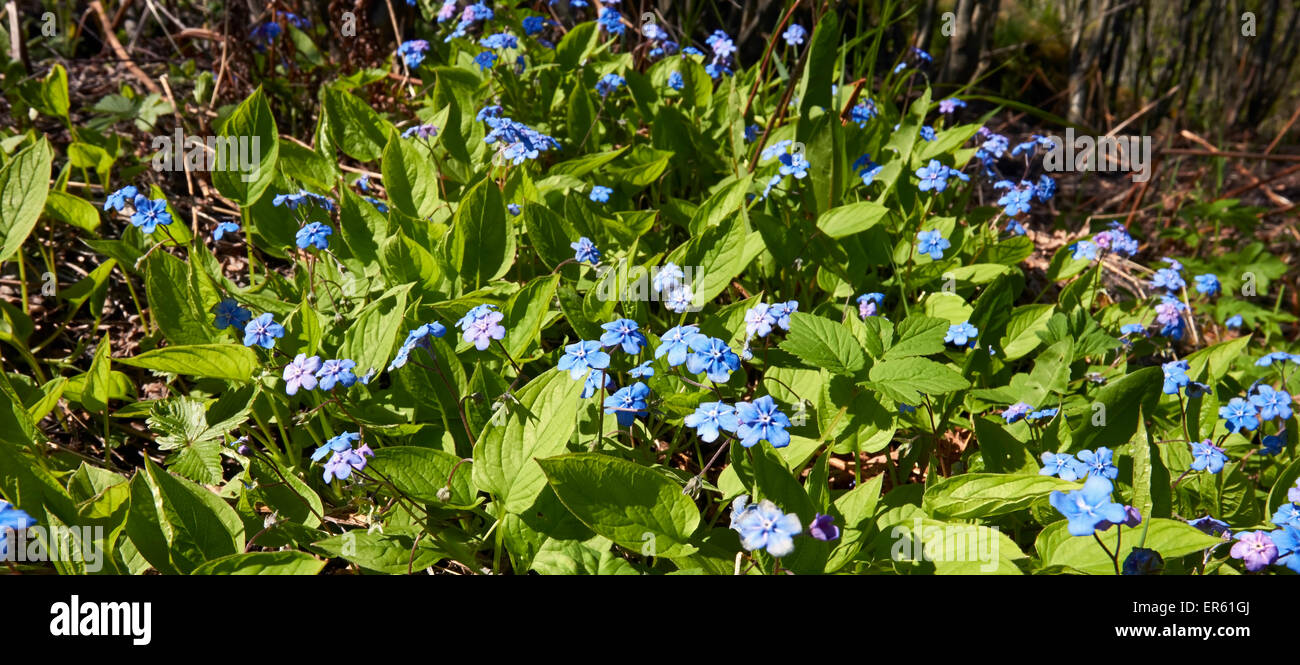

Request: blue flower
left=211, top=298, right=251, bottom=331
left=684, top=401, right=739, bottom=443
left=1273, top=527, right=1300, bottom=573
left=919, top=125, right=936, bottom=141
left=1193, top=273, right=1220, bottom=296
left=1231, top=531, right=1279, bottom=571
left=667, top=71, right=684, bottom=90
left=522, top=16, right=547, bottom=36
left=462, top=309, right=505, bottom=351
left=781, top=24, right=806, bottom=46
left=595, top=73, right=626, bottom=97
left=295, top=222, right=332, bottom=250
left=1069, top=240, right=1098, bottom=261
left=685, top=336, right=741, bottom=383
left=282, top=354, right=321, bottom=395
left=1026, top=407, right=1058, bottom=423
left=652, top=263, right=684, bottom=293
left=744, top=124, right=760, bottom=142
left=315, top=359, right=358, bottom=390
left=744, top=303, right=777, bottom=338
left=249, top=22, right=281, bottom=50
left=397, top=39, right=430, bottom=69
left=1149, top=267, right=1185, bottom=293
left=1161, top=360, right=1190, bottom=395
left=778, top=151, right=809, bottom=179
left=401, top=124, right=438, bottom=139
left=809, top=514, right=839, bottom=541
left=1190, top=515, right=1232, bottom=538
left=997, top=183, right=1033, bottom=217
left=1256, top=351, right=1300, bottom=367
left=1273, top=504, right=1300, bottom=529
left=600, top=318, right=647, bottom=354
left=944, top=321, right=978, bottom=348
left=628, top=361, right=655, bottom=378
left=315, top=433, right=373, bottom=483
left=130, top=198, right=172, bottom=234
left=388, top=323, right=448, bottom=371
left=474, top=51, right=497, bottom=70
left=769, top=301, right=797, bottom=330
left=0, top=501, right=35, bottom=558
left=1034, top=174, right=1056, bottom=202
left=1049, top=475, right=1129, bottom=537
left=938, top=98, right=966, bottom=114
left=603, top=382, right=649, bottom=427
left=1120, top=323, right=1147, bottom=337
left=850, top=99, right=878, bottom=127
left=1040, top=451, right=1085, bottom=482
left=480, top=32, right=518, bottom=50
left=1219, top=397, right=1260, bottom=434
left=580, top=370, right=612, bottom=398
left=1003, top=402, right=1033, bottom=424
left=916, top=229, right=951, bottom=260
left=589, top=185, right=613, bottom=203
left=664, top=285, right=694, bottom=313
left=212, top=221, right=241, bottom=242
left=735, top=499, right=801, bottom=557
left=1226, top=314, right=1244, bottom=329
left=558, top=340, right=611, bottom=380
left=735, top=396, right=792, bottom=448
left=1077, top=447, right=1119, bottom=479
left=242, top=313, right=285, bottom=349
left=857, top=292, right=884, bottom=318
left=1249, top=384, right=1292, bottom=421
left=103, top=185, right=138, bottom=211
left=571, top=236, right=600, bottom=264
left=655, top=325, right=700, bottom=367
left=597, top=8, right=625, bottom=36
left=915, top=160, right=953, bottom=193
left=507, top=203, right=521, bottom=216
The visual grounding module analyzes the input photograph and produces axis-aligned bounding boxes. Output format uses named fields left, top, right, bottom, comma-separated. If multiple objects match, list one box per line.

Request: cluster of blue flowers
left=1040, top=446, right=1118, bottom=483
left=457, top=304, right=507, bottom=351
left=310, top=432, right=374, bottom=483
left=914, top=159, right=969, bottom=194
left=283, top=354, right=365, bottom=395
left=759, top=140, right=810, bottom=199
left=729, top=495, right=837, bottom=559
left=104, top=185, right=173, bottom=235
left=478, top=106, right=561, bottom=164
left=702, top=30, right=736, bottom=79
left=398, top=39, right=430, bottom=69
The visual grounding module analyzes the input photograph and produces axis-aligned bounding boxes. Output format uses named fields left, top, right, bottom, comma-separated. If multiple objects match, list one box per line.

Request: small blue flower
left=580, top=369, right=612, bottom=398
left=558, top=340, right=611, bottom=380
left=1194, top=273, right=1220, bottom=296
left=655, top=325, right=700, bottom=367
left=850, top=99, right=878, bottom=127
left=938, top=98, right=966, bottom=114
left=0, top=501, right=36, bottom=558
left=1149, top=267, right=1185, bottom=293
left=1190, top=515, right=1232, bottom=538
left=652, top=263, right=684, bottom=293
left=944, top=321, right=978, bottom=348
left=315, top=359, right=358, bottom=391
left=397, top=39, right=430, bottom=69
left=744, top=303, right=777, bottom=339
left=1219, top=397, right=1260, bottom=434
left=571, top=237, right=600, bottom=264
left=130, top=198, right=172, bottom=234
left=1040, top=451, right=1084, bottom=482
left=1161, top=359, right=1190, bottom=395
left=685, top=336, right=741, bottom=383
left=522, top=16, right=547, bottom=36
left=480, top=32, right=519, bottom=50
left=212, top=221, right=241, bottom=242
left=1069, top=240, right=1098, bottom=261
left=684, top=401, right=739, bottom=443
left=667, top=71, right=684, bottom=90
left=1120, top=323, right=1147, bottom=337
left=857, top=292, right=884, bottom=319
left=295, top=222, right=332, bottom=250
left=603, top=382, right=649, bottom=427
left=735, top=395, right=792, bottom=448
left=916, top=229, right=951, bottom=260
left=1049, top=475, right=1129, bottom=537
left=595, top=73, right=626, bottom=97
left=283, top=354, right=321, bottom=395
left=1226, top=314, right=1244, bottom=329
left=919, top=125, right=936, bottom=141
left=462, top=309, right=505, bottom=351
left=474, top=51, right=497, bottom=70
left=769, top=301, right=797, bottom=331
left=1272, top=504, right=1300, bottom=529
left=1076, top=447, right=1119, bottom=479
left=600, top=318, right=647, bottom=354
left=781, top=24, right=806, bottom=46
left=1249, top=384, right=1292, bottom=421
left=103, top=185, right=138, bottom=211
left=388, top=322, right=448, bottom=371
left=915, top=160, right=954, bottom=193
left=735, top=499, right=801, bottom=557
left=1026, top=407, right=1058, bottom=423
left=809, top=513, right=839, bottom=541
left=1261, top=434, right=1285, bottom=456
left=1003, top=402, right=1033, bottom=424
left=211, top=298, right=251, bottom=331
left=597, top=8, right=625, bottom=36
left=589, top=185, right=613, bottom=203
left=628, top=361, right=655, bottom=378
left=242, top=313, right=285, bottom=349
left=1034, top=174, right=1057, bottom=202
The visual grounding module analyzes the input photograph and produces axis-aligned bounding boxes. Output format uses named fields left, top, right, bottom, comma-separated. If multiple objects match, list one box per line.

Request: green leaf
left=321, top=86, right=391, bottom=162
left=882, top=315, right=950, bottom=360
left=923, top=473, right=1081, bottom=519
left=82, top=336, right=112, bottom=413
left=192, top=551, right=325, bottom=575
left=144, top=252, right=216, bottom=345
left=867, top=357, right=970, bottom=404
left=119, top=344, right=259, bottom=382
left=382, top=131, right=439, bottom=218
left=999, top=304, right=1055, bottom=360
left=530, top=536, right=639, bottom=575
left=448, top=179, right=513, bottom=289
left=779, top=312, right=867, bottom=374
left=338, top=284, right=411, bottom=377
left=1184, top=335, right=1252, bottom=384
left=211, top=87, right=279, bottom=205
left=1068, top=366, right=1161, bottom=454
left=471, top=369, right=586, bottom=514
left=538, top=453, right=700, bottom=558
left=816, top=201, right=889, bottom=239
left=367, top=446, right=475, bottom=506
left=0, top=138, right=54, bottom=263
left=675, top=215, right=756, bottom=303
left=44, top=190, right=99, bottom=231
left=1040, top=518, right=1224, bottom=575
left=501, top=274, right=561, bottom=359
left=147, top=396, right=245, bottom=485
left=313, top=529, right=445, bottom=574
left=134, top=458, right=244, bottom=573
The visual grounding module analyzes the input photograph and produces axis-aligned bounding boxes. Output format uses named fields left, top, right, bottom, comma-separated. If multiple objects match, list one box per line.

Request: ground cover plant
left=1, top=0, right=1299, bottom=576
